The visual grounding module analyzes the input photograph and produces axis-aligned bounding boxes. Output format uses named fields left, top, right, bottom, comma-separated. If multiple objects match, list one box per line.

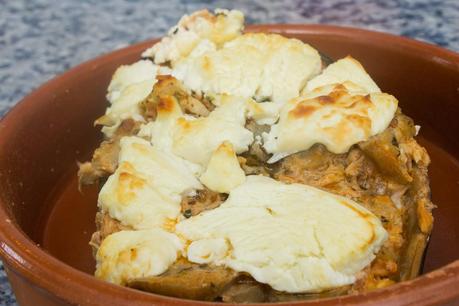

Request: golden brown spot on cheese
left=289, top=104, right=317, bottom=119
left=201, top=253, right=211, bottom=259
left=248, top=100, right=263, bottom=113
left=117, top=167, right=146, bottom=204
left=324, top=120, right=352, bottom=144
left=163, top=218, right=178, bottom=233
left=332, top=84, right=348, bottom=92
left=157, top=95, right=178, bottom=113
left=317, top=95, right=334, bottom=105
left=177, top=117, right=193, bottom=131
left=334, top=84, right=347, bottom=91
left=343, top=95, right=371, bottom=110
left=156, top=74, right=174, bottom=82
left=118, top=248, right=133, bottom=265
left=346, top=114, right=372, bottom=135
left=323, top=88, right=348, bottom=104
left=217, top=141, right=236, bottom=156
left=187, top=9, right=217, bottom=24
left=119, top=161, right=136, bottom=173
left=120, top=171, right=145, bottom=190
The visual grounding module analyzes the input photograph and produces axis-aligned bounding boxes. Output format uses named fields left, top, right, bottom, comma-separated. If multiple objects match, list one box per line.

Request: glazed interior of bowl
left=0, top=25, right=459, bottom=306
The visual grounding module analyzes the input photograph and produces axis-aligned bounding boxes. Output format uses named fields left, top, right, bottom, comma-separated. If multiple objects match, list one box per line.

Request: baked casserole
left=78, top=9, right=434, bottom=303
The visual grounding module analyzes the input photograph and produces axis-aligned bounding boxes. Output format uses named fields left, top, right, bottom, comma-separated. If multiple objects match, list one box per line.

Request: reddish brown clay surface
left=0, top=25, right=458, bottom=306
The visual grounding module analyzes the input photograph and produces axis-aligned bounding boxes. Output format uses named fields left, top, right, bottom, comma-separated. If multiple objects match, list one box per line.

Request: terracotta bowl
left=1, top=25, right=459, bottom=306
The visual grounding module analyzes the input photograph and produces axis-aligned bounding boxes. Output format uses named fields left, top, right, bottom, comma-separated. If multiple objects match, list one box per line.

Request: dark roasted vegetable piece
left=180, top=188, right=227, bottom=217
left=78, top=119, right=140, bottom=188
left=140, top=75, right=210, bottom=119
left=128, top=260, right=238, bottom=301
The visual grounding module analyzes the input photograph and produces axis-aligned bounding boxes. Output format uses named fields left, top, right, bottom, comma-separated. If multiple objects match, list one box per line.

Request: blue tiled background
left=1, top=0, right=458, bottom=304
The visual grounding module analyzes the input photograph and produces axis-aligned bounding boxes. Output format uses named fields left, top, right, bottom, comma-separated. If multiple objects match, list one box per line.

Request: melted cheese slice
left=98, top=136, right=202, bottom=229
left=142, top=9, right=244, bottom=65
left=104, top=60, right=158, bottom=123
left=107, top=60, right=158, bottom=103
left=304, top=56, right=380, bottom=94
left=105, top=80, right=152, bottom=123
left=246, top=98, right=284, bottom=125
left=117, top=137, right=202, bottom=197
left=172, top=95, right=253, bottom=166
left=100, top=60, right=158, bottom=137
left=172, top=33, right=321, bottom=107
left=139, top=94, right=253, bottom=167
left=177, top=175, right=387, bottom=293
left=137, top=95, right=184, bottom=152
left=200, top=141, right=246, bottom=193
left=263, top=82, right=398, bottom=163
left=95, top=229, right=183, bottom=285
left=187, top=238, right=229, bottom=265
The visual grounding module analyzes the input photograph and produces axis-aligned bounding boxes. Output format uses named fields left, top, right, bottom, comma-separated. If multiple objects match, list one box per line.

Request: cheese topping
left=187, top=238, right=229, bottom=264
left=304, top=56, right=380, bottom=94
left=104, top=60, right=158, bottom=124
left=118, top=137, right=202, bottom=196
left=105, top=80, right=153, bottom=122
left=139, top=94, right=253, bottom=168
left=97, top=175, right=387, bottom=292
left=95, top=10, right=398, bottom=295
left=142, top=9, right=244, bottom=65
left=171, top=95, right=253, bottom=166
left=137, top=95, right=184, bottom=152
left=107, top=60, right=158, bottom=102
left=95, top=229, right=183, bottom=285
left=172, top=33, right=321, bottom=107
left=177, top=175, right=387, bottom=293
left=98, top=136, right=202, bottom=229
left=263, top=56, right=395, bottom=163
left=139, top=94, right=253, bottom=167
left=200, top=141, right=246, bottom=193
left=98, top=60, right=158, bottom=137
left=264, top=82, right=398, bottom=163
left=246, top=99, right=284, bottom=125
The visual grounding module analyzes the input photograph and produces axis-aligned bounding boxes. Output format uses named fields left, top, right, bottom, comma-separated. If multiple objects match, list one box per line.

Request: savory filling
left=79, top=8, right=434, bottom=303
